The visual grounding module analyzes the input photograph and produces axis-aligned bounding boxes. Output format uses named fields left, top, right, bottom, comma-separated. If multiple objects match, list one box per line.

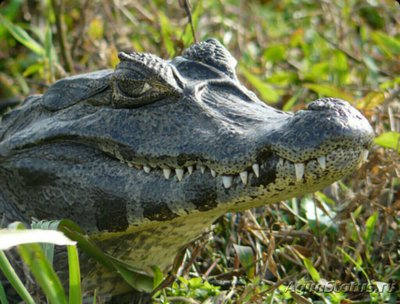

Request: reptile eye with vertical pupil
left=117, top=80, right=152, bottom=98
left=111, top=69, right=175, bottom=108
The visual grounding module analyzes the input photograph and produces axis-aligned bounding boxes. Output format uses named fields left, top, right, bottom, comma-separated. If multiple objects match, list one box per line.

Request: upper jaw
left=103, top=139, right=370, bottom=190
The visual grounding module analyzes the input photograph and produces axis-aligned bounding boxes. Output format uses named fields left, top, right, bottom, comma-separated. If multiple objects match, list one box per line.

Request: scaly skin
left=0, top=39, right=373, bottom=296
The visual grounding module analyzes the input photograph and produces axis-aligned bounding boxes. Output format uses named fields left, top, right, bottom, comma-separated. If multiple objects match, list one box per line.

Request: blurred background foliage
left=0, top=0, right=399, bottom=303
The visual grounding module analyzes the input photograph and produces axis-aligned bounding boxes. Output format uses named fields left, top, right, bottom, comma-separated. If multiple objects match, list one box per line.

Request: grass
left=0, top=0, right=399, bottom=303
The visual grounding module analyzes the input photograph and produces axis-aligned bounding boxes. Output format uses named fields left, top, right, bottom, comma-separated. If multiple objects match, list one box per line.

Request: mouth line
left=8, top=138, right=368, bottom=190
left=107, top=146, right=370, bottom=189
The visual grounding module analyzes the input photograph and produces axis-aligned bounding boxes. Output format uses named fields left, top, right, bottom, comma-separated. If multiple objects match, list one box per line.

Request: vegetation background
left=0, top=0, right=399, bottom=303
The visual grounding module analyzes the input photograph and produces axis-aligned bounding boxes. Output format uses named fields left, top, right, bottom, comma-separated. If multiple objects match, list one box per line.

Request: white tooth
left=143, top=166, right=151, bottom=173
left=317, top=156, right=326, bottom=170
left=252, top=163, right=260, bottom=178
left=278, top=158, right=284, bottom=166
left=222, top=176, right=233, bottom=189
left=239, top=171, right=248, bottom=185
left=361, top=150, right=369, bottom=162
left=163, top=168, right=171, bottom=179
left=188, top=166, right=194, bottom=175
left=127, top=163, right=133, bottom=168
left=211, top=169, right=216, bottom=177
left=175, top=169, right=184, bottom=181
left=294, top=163, right=305, bottom=181
left=200, top=166, right=206, bottom=174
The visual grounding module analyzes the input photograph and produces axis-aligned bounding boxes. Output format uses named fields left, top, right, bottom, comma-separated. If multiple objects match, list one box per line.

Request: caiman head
left=0, top=39, right=373, bottom=233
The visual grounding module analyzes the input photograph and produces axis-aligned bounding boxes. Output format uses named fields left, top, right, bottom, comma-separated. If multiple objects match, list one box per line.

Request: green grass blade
left=67, top=245, right=82, bottom=304
left=4, top=223, right=70, bottom=304
left=364, top=211, right=378, bottom=246
left=303, top=83, right=354, bottom=102
left=240, top=67, right=280, bottom=103
left=233, top=244, right=255, bottom=279
left=31, top=221, right=56, bottom=264
left=0, top=15, right=45, bottom=56
left=17, top=243, right=68, bottom=304
left=302, top=258, right=320, bottom=283
left=0, top=280, right=8, bottom=304
left=374, top=132, right=400, bottom=153
left=57, top=220, right=154, bottom=292
left=0, top=251, right=35, bottom=304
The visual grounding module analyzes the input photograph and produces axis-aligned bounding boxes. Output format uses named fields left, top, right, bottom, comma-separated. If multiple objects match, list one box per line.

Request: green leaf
left=233, top=244, right=255, bottom=278
left=337, top=247, right=370, bottom=283
left=31, top=220, right=66, bottom=265
left=332, top=51, right=349, bottom=85
left=23, top=63, right=44, bottom=78
left=268, top=71, right=298, bottom=86
left=303, top=62, right=330, bottom=82
left=0, top=280, right=8, bottom=304
left=56, top=220, right=154, bottom=293
left=113, top=262, right=154, bottom=293
left=364, top=211, right=378, bottom=246
left=374, top=132, right=400, bottom=153
left=304, top=83, right=354, bottom=102
left=158, top=12, right=176, bottom=57
left=0, top=15, right=45, bottom=56
left=263, top=45, right=287, bottom=63
left=357, top=91, right=385, bottom=110
left=302, top=258, right=320, bottom=283
left=67, top=245, right=82, bottom=304
left=283, top=91, right=301, bottom=111
left=240, top=67, right=280, bottom=103
left=152, top=266, right=164, bottom=289
left=87, top=18, right=104, bottom=40
left=0, top=251, right=35, bottom=304
left=7, top=222, right=68, bottom=304
left=18, top=242, right=68, bottom=304
left=371, top=31, right=400, bottom=58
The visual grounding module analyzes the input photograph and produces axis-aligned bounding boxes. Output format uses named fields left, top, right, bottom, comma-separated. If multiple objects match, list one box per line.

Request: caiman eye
left=111, top=70, right=172, bottom=108
left=117, top=80, right=152, bottom=98
left=111, top=52, right=182, bottom=108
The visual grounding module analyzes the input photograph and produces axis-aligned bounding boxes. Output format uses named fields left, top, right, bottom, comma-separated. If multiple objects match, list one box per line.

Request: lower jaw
left=222, top=147, right=366, bottom=212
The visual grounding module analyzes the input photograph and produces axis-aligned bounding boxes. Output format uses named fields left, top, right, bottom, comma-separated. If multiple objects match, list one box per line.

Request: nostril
left=307, top=98, right=350, bottom=111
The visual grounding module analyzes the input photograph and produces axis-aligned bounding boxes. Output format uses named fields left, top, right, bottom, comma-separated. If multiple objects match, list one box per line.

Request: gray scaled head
left=0, top=39, right=374, bottom=232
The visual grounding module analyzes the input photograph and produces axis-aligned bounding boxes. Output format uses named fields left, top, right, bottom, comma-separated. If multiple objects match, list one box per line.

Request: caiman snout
left=266, top=98, right=374, bottom=165
left=306, top=97, right=374, bottom=148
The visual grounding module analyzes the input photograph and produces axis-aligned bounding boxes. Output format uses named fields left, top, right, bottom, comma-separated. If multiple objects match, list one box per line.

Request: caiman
left=0, top=39, right=374, bottom=298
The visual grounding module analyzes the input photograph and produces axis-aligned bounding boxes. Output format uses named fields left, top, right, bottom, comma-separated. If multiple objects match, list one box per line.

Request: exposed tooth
left=294, top=163, right=305, bottom=181
left=127, top=163, right=133, bottom=168
left=163, top=168, right=171, bottom=179
left=143, top=166, right=151, bottom=173
left=199, top=166, right=206, bottom=174
left=222, top=176, right=233, bottom=189
left=211, top=169, right=216, bottom=177
left=239, top=171, right=248, bottom=185
left=252, top=163, right=260, bottom=178
left=175, top=169, right=184, bottom=181
left=361, top=150, right=369, bottom=162
left=317, top=156, right=326, bottom=170
left=278, top=158, right=284, bottom=166
left=188, top=166, right=194, bottom=175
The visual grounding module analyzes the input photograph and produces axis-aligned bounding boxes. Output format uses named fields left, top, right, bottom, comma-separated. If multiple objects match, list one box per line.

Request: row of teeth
left=119, top=150, right=369, bottom=189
